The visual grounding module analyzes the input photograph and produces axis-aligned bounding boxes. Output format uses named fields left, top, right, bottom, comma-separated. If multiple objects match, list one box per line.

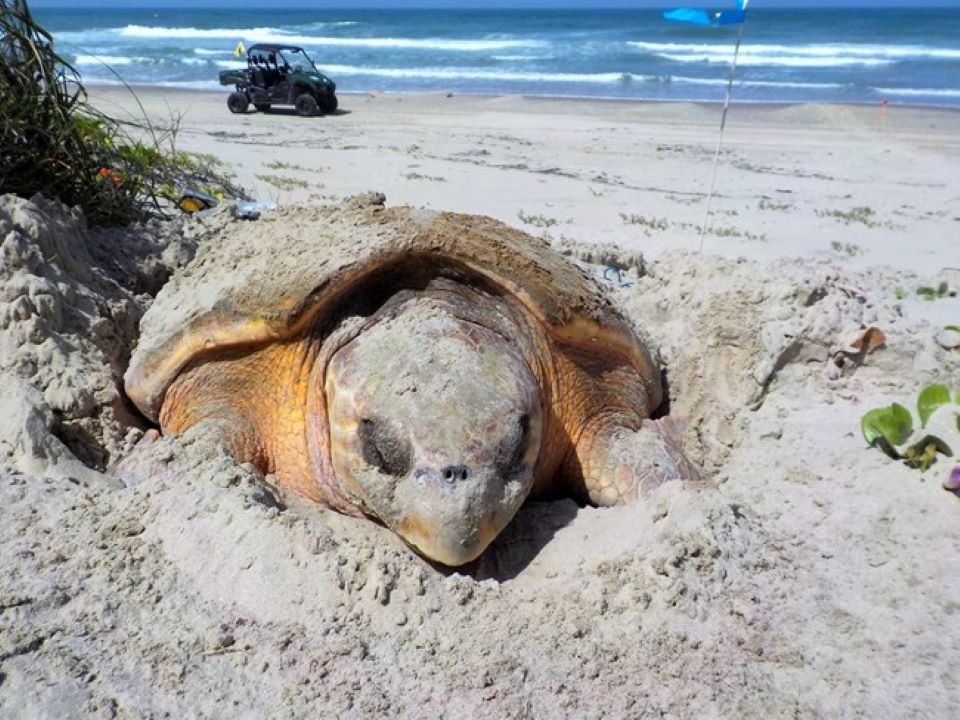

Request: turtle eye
left=358, top=418, right=411, bottom=477
left=497, top=413, right=530, bottom=477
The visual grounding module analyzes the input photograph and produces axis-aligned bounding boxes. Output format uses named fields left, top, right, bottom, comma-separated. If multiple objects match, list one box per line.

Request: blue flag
left=663, top=1, right=747, bottom=26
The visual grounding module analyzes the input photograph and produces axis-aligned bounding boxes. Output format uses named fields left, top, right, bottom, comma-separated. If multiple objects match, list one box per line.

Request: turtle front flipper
left=577, top=417, right=700, bottom=506
left=154, top=342, right=322, bottom=501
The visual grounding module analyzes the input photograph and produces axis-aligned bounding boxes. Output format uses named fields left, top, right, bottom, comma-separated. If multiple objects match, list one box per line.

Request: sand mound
left=1, top=195, right=958, bottom=718
left=0, top=194, right=209, bottom=478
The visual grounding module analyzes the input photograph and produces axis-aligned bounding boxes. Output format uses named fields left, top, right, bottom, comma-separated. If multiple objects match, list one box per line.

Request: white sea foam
left=302, top=21, right=360, bottom=30
left=670, top=76, right=845, bottom=90
left=665, top=76, right=726, bottom=86
left=154, top=80, right=225, bottom=90
left=658, top=48, right=893, bottom=67
left=662, top=53, right=892, bottom=68
left=319, top=64, right=634, bottom=84
left=85, top=78, right=225, bottom=91
left=117, top=25, right=543, bottom=51
left=875, top=87, right=960, bottom=98
left=73, top=54, right=137, bottom=66
left=628, top=41, right=960, bottom=61
left=208, top=62, right=851, bottom=90
left=193, top=48, right=229, bottom=56
left=741, top=79, right=846, bottom=89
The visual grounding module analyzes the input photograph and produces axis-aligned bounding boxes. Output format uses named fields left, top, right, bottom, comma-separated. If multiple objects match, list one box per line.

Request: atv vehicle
left=218, top=44, right=338, bottom=117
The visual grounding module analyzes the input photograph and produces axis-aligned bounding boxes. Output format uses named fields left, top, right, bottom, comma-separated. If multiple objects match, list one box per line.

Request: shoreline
left=85, top=81, right=960, bottom=113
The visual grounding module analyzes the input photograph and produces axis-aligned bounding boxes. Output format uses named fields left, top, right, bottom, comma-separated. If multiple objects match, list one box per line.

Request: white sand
left=92, top=87, right=960, bottom=272
left=1, top=90, right=959, bottom=717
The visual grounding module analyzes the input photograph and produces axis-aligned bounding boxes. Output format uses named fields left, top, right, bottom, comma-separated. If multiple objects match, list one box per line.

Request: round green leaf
left=861, top=407, right=888, bottom=446
left=861, top=403, right=913, bottom=455
left=882, top=403, right=914, bottom=446
left=917, top=384, right=951, bottom=428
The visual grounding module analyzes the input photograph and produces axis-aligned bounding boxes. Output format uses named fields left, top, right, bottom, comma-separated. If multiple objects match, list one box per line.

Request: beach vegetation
left=403, top=172, right=446, bottom=182
left=817, top=206, right=880, bottom=227
left=264, top=160, right=307, bottom=172
left=666, top=194, right=701, bottom=206
left=619, top=213, right=668, bottom=231
left=916, top=282, right=954, bottom=301
left=830, top=240, right=863, bottom=257
left=712, top=225, right=767, bottom=242
left=518, top=210, right=557, bottom=228
left=0, top=0, right=242, bottom=226
left=861, top=402, right=913, bottom=456
left=709, top=209, right=740, bottom=217
left=861, top=385, right=958, bottom=473
left=683, top=196, right=703, bottom=205
left=918, top=384, right=951, bottom=427
left=256, top=174, right=309, bottom=191
left=758, top=198, right=792, bottom=212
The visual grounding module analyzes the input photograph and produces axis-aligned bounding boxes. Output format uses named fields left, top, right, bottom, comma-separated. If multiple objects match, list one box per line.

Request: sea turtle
left=124, top=194, right=697, bottom=566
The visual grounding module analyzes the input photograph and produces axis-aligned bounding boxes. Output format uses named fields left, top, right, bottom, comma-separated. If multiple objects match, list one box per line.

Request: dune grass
left=0, top=0, right=242, bottom=226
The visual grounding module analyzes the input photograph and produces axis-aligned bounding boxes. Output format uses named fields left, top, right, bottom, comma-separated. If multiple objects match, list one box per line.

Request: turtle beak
left=397, top=513, right=498, bottom=566
left=392, top=464, right=525, bottom=566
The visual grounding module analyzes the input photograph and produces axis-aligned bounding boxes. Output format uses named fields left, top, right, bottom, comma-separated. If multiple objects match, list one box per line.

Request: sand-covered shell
left=125, top=194, right=660, bottom=421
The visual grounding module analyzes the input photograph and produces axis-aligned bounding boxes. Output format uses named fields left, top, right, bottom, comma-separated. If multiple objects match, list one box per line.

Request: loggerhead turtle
left=124, top=194, right=697, bottom=566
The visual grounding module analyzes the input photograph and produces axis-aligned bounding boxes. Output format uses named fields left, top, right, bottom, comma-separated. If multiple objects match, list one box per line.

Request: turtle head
left=324, top=303, right=542, bottom=566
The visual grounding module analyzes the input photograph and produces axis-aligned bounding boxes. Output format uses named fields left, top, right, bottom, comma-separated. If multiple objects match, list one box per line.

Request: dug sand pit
left=1, top=194, right=958, bottom=718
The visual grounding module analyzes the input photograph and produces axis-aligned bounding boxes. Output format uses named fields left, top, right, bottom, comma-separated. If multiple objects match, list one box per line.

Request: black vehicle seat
left=252, top=66, right=266, bottom=87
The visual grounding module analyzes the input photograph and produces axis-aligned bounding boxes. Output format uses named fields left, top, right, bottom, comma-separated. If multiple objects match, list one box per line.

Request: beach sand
left=1, top=88, right=959, bottom=718
left=93, top=86, right=960, bottom=271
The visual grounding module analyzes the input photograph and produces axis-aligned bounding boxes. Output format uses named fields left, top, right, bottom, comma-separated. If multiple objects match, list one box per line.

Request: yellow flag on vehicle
left=234, top=40, right=245, bottom=57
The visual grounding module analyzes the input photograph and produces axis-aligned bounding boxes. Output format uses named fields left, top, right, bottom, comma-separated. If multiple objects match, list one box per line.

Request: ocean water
left=33, top=7, right=960, bottom=107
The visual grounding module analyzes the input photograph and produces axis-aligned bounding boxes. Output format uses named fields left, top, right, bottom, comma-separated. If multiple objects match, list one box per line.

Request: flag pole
left=698, top=0, right=749, bottom=254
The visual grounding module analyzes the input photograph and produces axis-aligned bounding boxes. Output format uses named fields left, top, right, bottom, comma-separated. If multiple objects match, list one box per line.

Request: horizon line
left=30, top=3, right=960, bottom=8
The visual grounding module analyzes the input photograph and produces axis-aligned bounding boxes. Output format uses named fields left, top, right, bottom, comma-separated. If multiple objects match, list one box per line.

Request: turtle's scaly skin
left=126, top=195, right=696, bottom=565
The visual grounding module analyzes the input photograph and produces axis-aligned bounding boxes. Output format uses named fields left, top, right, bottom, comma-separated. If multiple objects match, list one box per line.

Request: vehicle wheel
left=227, top=91, right=249, bottom=114
left=295, top=93, right=318, bottom=117
left=319, top=94, right=338, bottom=114
left=254, top=103, right=271, bottom=113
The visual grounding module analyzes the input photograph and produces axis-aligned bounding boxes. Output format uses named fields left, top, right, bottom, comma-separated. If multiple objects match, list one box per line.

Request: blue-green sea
left=33, top=6, right=960, bottom=106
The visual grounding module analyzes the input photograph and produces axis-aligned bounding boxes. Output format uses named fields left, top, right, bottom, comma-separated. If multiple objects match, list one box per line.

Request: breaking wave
left=628, top=40, right=960, bottom=67
left=44, top=8, right=960, bottom=107
left=320, top=64, right=636, bottom=83
left=661, top=53, right=892, bottom=68
left=874, top=87, right=960, bottom=98
left=670, top=76, right=846, bottom=89
left=117, top=25, right=544, bottom=51
left=73, top=54, right=137, bottom=66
